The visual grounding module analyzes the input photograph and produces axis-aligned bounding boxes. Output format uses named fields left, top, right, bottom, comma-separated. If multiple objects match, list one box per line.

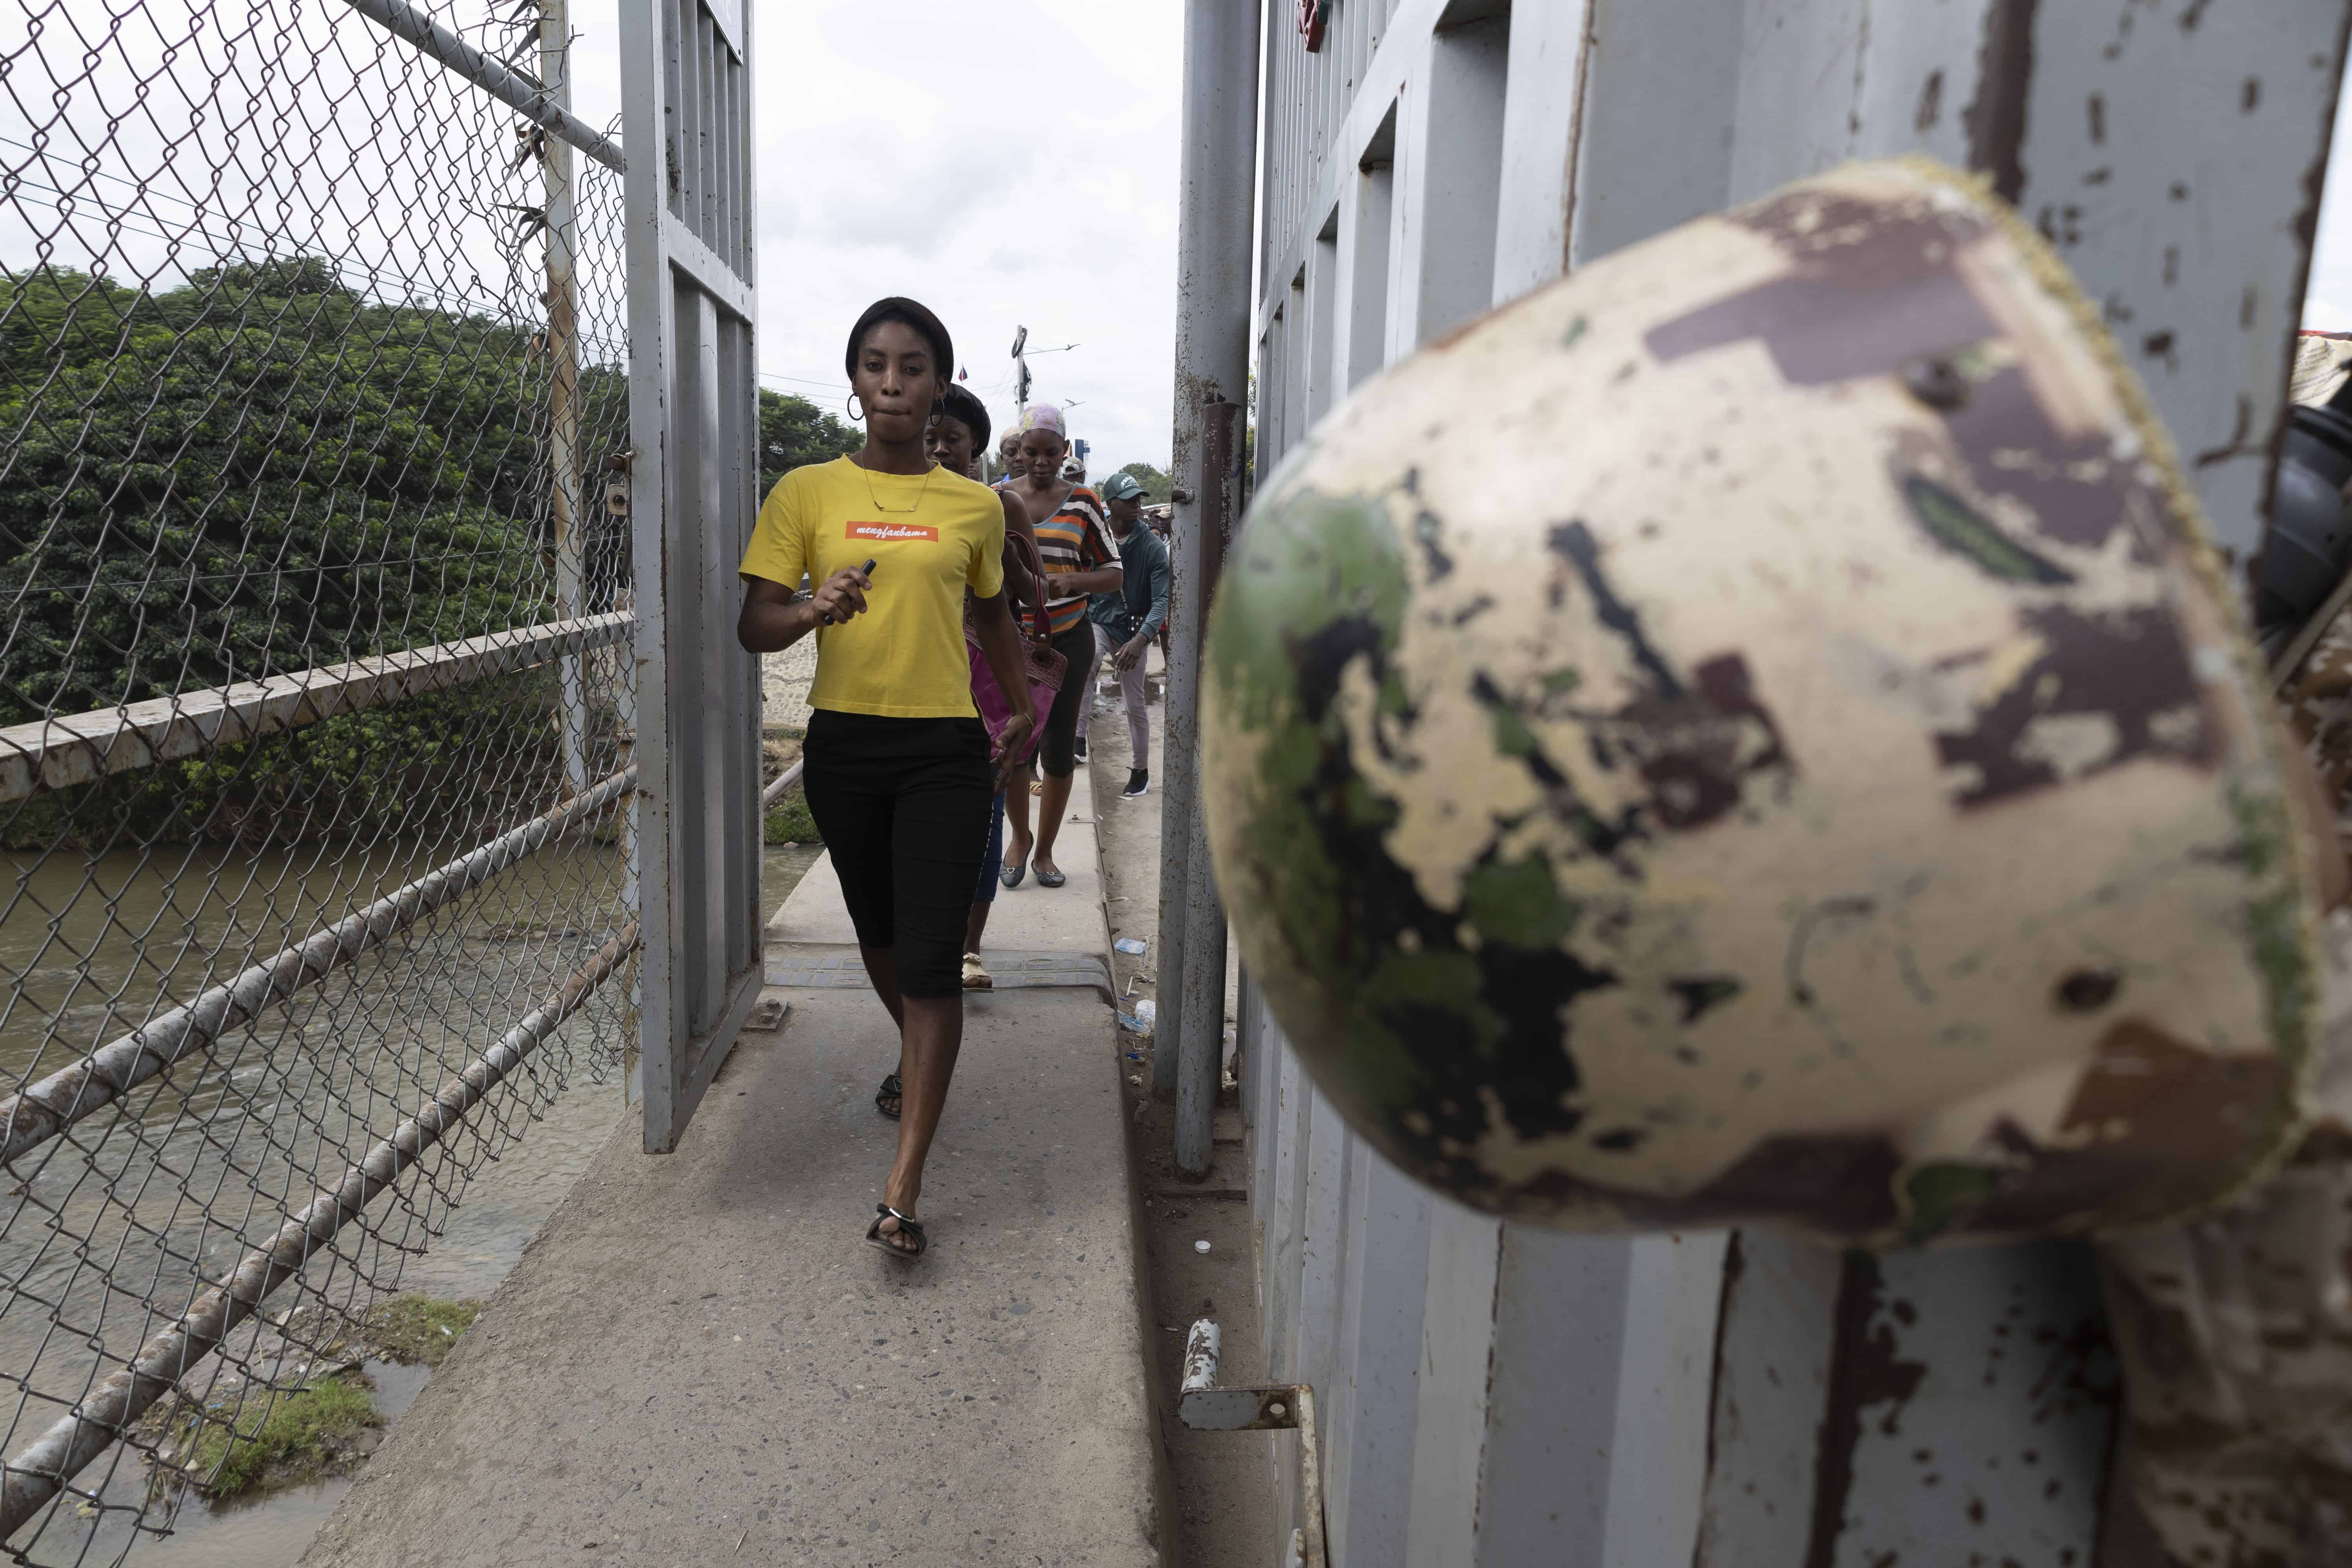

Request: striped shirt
left=1030, top=485, right=1122, bottom=635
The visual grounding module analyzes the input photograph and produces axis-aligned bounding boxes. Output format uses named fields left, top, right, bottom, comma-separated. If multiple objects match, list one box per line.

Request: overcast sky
left=568, top=1, right=1185, bottom=483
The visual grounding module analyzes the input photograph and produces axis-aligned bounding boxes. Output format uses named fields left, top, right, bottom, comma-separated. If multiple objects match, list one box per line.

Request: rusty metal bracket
left=1176, top=1319, right=1328, bottom=1567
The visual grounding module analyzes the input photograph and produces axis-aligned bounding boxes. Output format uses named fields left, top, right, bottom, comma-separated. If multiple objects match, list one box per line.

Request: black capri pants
left=802, top=710, right=992, bottom=999
left=1036, top=619, right=1098, bottom=779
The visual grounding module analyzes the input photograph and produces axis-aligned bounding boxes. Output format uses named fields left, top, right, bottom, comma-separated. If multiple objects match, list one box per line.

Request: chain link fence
left=0, top=0, right=637, bottom=1557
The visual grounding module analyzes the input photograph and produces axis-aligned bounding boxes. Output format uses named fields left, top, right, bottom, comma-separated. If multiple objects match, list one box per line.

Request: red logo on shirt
left=847, top=521, right=938, bottom=542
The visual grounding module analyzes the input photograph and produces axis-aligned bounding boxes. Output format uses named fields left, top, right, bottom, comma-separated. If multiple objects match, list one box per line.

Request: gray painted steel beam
left=0, top=920, right=638, bottom=1541
left=338, top=0, right=626, bottom=172
left=0, top=768, right=635, bottom=1168
left=1162, top=0, right=1260, bottom=1168
left=0, top=612, right=633, bottom=804
left=759, top=757, right=806, bottom=809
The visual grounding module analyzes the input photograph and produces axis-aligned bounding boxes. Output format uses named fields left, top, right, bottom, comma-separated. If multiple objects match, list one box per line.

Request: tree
left=0, top=261, right=630, bottom=844
left=1108, top=461, right=1170, bottom=503
left=758, top=389, right=861, bottom=497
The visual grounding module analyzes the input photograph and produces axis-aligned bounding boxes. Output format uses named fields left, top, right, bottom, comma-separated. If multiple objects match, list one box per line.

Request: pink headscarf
left=1019, top=403, right=1066, bottom=438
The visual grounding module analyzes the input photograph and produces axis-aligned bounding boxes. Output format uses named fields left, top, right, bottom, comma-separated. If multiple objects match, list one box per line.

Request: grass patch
left=183, top=1374, right=381, bottom=1498
left=363, top=1294, right=483, bottom=1367
left=764, top=789, right=820, bottom=846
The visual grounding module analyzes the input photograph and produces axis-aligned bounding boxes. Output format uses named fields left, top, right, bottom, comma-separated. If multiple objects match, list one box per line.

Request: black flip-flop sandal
left=875, top=1073, right=902, bottom=1120
left=865, top=1203, right=927, bottom=1259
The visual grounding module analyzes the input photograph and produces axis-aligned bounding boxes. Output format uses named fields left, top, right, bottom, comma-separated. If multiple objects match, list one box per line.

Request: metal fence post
left=543, top=0, right=589, bottom=799
left=1176, top=396, right=1242, bottom=1177
left=1159, top=0, right=1261, bottom=1125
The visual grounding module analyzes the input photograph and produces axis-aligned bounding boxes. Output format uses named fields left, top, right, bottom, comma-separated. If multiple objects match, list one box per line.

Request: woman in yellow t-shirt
left=737, top=296, right=1035, bottom=1261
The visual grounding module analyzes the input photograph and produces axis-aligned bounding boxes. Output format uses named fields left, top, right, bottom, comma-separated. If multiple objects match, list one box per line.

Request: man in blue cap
left=1075, top=471, right=1168, bottom=796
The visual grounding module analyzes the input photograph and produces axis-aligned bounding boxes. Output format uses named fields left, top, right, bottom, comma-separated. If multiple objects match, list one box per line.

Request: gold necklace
left=853, top=454, right=939, bottom=515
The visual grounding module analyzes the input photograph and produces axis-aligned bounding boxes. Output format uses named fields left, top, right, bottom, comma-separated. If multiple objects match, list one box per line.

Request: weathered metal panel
left=1291, top=1091, right=1353, bottom=1428
left=1223, top=2, right=2350, bottom=1565
left=622, top=0, right=761, bottom=1153
left=1494, top=0, right=1594, bottom=299
left=1691, top=1230, right=1841, bottom=1567
left=1307, top=227, right=1341, bottom=421
left=1469, top=1230, right=1633, bottom=1568
left=1721, top=0, right=1881, bottom=199
left=1404, top=15, right=1510, bottom=345
left=1265, top=1045, right=1310, bottom=1382
left=1598, top=1234, right=1728, bottom=1560
left=1567, top=0, right=1742, bottom=266
left=1403, top=1201, right=1501, bottom=1567
left=1326, top=1149, right=1433, bottom=1568
left=2008, top=4, right=2352, bottom=580
left=1817, top=1243, right=2118, bottom=1566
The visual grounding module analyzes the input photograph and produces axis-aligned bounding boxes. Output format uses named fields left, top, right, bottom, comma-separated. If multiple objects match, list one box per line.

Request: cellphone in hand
left=820, top=559, right=878, bottom=626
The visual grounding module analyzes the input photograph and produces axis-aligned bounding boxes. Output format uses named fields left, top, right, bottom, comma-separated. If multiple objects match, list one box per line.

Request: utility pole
left=542, top=0, right=587, bottom=798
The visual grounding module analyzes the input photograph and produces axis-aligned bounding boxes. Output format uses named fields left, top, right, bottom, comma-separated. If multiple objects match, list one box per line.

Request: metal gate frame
left=1212, top=0, right=2352, bottom=1560
left=619, top=0, right=763, bottom=1153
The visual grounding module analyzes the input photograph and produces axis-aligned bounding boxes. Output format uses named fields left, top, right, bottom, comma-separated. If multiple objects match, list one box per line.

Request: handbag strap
left=1006, top=529, right=1054, bottom=643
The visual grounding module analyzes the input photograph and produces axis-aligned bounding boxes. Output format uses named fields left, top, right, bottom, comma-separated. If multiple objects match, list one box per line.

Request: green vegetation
left=0, top=258, right=639, bottom=846
left=759, top=387, right=862, bottom=498
left=183, top=1374, right=381, bottom=1498
left=1107, top=461, right=1172, bottom=503
left=765, top=789, right=820, bottom=846
left=0, top=262, right=866, bottom=848
left=363, top=1294, right=482, bottom=1368
left=0, top=259, right=617, bottom=722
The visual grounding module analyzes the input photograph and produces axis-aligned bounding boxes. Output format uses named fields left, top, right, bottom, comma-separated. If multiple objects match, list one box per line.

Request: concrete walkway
left=303, top=797, right=1163, bottom=1566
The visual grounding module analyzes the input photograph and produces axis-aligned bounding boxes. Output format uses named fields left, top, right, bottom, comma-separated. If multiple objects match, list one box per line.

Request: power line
left=757, top=370, right=850, bottom=395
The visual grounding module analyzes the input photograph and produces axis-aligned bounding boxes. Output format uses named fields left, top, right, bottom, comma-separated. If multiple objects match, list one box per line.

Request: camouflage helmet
left=1201, top=160, right=2324, bottom=1246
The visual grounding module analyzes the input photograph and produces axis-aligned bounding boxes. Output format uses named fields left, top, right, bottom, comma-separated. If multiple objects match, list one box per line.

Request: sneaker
left=1072, top=735, right=1088, bottom=763
left=1122, top=769, right=1150, bottom=798
left=962, top=952, right=992, bottom=990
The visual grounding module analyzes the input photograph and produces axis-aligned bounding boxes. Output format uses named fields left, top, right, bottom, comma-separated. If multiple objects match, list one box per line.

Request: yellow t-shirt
left=738, top=458, right=1006, bottom=718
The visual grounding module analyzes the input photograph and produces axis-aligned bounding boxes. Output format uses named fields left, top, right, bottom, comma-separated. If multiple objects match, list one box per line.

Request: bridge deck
left=303, top=804, right=1165, bottom=1566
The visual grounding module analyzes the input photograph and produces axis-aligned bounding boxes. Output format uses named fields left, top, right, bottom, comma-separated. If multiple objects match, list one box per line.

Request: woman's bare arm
left=736, top=566, right=871, bottom=653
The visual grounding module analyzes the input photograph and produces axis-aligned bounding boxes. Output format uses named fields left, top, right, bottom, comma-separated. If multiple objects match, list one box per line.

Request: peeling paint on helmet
left=1201, top=160, right=2322, bottom=1245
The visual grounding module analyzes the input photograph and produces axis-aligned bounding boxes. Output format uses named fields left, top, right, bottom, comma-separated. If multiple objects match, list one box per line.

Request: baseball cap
left=1100, top=472, right=1147, bottom=501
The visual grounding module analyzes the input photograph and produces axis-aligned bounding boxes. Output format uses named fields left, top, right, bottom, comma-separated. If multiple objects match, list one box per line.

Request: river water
left=0, top=839, right=821, bottom=1566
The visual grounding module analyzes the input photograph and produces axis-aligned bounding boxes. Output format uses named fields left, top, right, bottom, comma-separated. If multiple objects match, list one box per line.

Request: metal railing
left=0, top=0, right=638, bottom=1557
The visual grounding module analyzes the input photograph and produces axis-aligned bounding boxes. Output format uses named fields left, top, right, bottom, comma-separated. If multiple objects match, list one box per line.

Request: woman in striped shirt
left=1002, top=404, right=1121, bottom=889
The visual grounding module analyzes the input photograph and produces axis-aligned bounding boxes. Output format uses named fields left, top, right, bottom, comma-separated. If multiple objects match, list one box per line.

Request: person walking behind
left=1001, top=405, right=1120, bottom=889
left=1074, top=472, right=1166, bottom=797
left=737, top=298, right=1036, bottom=1261
left=995, top=428, right=1025, bottom=489
left=925, top=385, right=1044, bottom=992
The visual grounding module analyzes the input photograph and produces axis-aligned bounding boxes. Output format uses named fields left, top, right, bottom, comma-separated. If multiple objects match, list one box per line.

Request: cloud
left=534, top=0, right=1181, bottom=475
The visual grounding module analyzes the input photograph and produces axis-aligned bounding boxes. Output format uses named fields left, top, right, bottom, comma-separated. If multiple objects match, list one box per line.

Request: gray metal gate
left=1185, top=0, right=2352, bottom=1561
left=619, top=0, right=763, bottom=1153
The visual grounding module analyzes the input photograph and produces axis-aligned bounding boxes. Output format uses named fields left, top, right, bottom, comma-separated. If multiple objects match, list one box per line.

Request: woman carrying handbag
left=924, top=385, right=1065, bottom=991
left=1001, top=404, right=1122, bottom=889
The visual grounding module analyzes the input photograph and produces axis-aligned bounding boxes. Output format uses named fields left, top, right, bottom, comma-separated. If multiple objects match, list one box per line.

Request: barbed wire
left=0, top=0, right=635, bottom=1559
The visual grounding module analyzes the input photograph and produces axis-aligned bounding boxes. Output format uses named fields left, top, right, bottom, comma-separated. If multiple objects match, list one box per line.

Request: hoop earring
left=846, top=392, right=865, bottom=423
